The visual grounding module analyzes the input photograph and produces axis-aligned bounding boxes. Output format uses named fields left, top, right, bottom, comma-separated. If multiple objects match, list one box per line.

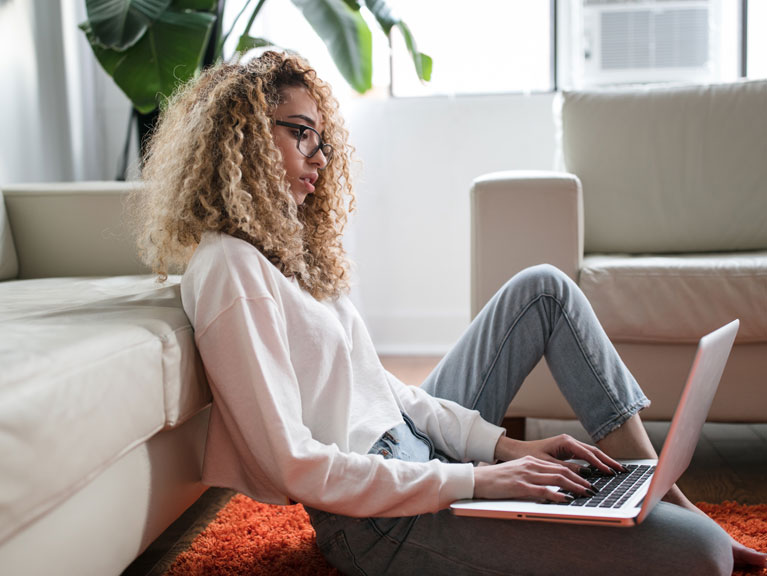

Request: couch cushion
left=0, top=276, right=210, bottom=544
left=1, top=182, right=149, bottom=279
left=560, top=79, right=767, bottom=254
left=580, top=252, right=767, bottom=344
left=0, top=192, right=19, bottom=280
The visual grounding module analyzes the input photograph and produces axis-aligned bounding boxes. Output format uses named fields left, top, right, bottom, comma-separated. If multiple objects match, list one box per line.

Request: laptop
left=450, top=319, right=739, bottom=527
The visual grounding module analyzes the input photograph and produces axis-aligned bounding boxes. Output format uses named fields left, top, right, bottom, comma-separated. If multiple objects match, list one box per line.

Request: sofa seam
left=0, top=420, right=166, bottom=546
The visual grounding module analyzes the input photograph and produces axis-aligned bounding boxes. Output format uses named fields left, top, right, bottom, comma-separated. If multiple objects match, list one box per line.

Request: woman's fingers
left=558, top=438, right=627, bottom=474
left=522, top=458, right=594, bottom=497
left=531, top=434, right=625, bottom=474
left=535, top=472, right=595, bottom=499
left=473, top=455, right=603, bottom=500
left=528, top=484, right=569, bottom=503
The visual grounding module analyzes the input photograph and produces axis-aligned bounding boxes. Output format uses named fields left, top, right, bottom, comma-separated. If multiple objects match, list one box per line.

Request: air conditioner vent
left=601, top=8, right=708, bottom=70
left=579, top=0, right=715, bottom=86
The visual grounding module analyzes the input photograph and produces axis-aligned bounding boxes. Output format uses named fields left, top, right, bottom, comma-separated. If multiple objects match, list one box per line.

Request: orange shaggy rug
left=167, top=495, right=767, bottom=575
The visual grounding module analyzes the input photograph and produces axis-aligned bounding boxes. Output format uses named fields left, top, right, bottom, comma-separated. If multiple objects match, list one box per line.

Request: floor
left=121, top=355, right=767, bottom=575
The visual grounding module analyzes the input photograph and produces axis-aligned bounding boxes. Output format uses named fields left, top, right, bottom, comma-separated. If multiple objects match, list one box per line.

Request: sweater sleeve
left=385, top=371, right=505, bottom=464
left=196, top=297, right=476, bottom=517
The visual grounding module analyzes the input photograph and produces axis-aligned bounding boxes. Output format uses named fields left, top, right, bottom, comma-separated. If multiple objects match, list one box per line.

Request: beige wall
left=345, top=92, right=557, bottom=353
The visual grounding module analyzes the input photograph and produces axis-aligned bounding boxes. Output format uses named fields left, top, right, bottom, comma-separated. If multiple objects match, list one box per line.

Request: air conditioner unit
left=581, top=0, right=715, bottom=86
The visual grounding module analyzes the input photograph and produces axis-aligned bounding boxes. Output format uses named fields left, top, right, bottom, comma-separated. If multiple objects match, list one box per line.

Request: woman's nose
left=311, top=149, right=328, bottom=169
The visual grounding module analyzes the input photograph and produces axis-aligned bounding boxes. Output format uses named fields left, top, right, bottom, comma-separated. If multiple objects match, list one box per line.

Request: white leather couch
left=0, top=182, right=211, bottom=575
left=471, top=79, right=767, bottom=428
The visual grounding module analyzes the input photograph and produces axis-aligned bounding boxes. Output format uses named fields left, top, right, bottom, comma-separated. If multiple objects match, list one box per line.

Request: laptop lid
left=636, top=318, right=739, bottom=523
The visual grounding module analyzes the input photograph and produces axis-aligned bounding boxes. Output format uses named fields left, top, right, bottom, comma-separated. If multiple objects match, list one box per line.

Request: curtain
left=0, top=0, right=136, bottom=185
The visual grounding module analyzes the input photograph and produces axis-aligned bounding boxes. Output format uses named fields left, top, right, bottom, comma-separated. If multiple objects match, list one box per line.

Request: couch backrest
left=0, top=182, right=151, bottom=279
left=560, top=79, right=767, bottom=254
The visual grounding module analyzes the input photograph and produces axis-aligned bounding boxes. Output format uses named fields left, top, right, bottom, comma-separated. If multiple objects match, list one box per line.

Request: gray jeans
left=307, top=265, right=733, bottom=575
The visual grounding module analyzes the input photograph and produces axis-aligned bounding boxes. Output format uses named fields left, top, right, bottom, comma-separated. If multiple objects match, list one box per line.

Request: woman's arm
left=197, top=297, right=476, bottom=517
left=385, top=371, right=505, bottom=464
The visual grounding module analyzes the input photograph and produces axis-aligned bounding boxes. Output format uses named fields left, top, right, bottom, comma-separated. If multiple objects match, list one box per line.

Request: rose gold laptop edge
left=450, top=319, right=740, bottom=527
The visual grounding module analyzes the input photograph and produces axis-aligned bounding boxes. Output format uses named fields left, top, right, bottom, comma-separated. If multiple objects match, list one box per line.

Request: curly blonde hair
left=132, top=51, right=354, bottom=300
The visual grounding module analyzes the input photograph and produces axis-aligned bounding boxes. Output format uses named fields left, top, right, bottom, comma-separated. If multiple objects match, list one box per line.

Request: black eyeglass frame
left=275, top=120, right=333, bottom=164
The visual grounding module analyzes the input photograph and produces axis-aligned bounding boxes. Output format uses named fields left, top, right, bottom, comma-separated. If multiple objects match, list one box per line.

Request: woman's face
left=272, top=86, right=328, bottom=206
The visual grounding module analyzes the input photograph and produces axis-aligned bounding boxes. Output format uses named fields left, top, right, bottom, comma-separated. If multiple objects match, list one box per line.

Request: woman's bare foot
left=664, top=485, right=767, bottom=568
left=731, top=539, right=767, bottom=568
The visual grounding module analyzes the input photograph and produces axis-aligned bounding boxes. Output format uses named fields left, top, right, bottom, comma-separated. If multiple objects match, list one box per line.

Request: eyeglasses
left=275, top=120, right=333, bottom=164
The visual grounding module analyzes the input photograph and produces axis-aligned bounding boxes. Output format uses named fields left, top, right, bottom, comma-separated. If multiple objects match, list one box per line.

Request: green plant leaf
left=362, top=0, right=395, bottom=34
left=171, top=0, right=217, bottom=9
left=235, top=34, right=274, bottom=55
left=85, top=0, right=171, bottom=50
left=80, top=21, right=125, bottom=76
left=340, top=0, right=362, bottom=11
left=291, top=0, right=372, bottom=93
left=395, top=21, right=432, bottom=82
left=83, top=9, right=216, bottom=113
left=362, top=0, right=431, bottom=82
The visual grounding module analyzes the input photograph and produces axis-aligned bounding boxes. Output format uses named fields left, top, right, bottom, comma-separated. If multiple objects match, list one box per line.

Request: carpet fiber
left=167, top=496, right=767, bottom=575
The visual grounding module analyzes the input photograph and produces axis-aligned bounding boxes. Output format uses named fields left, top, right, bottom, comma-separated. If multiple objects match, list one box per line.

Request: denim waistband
left=368, top=413, right=443, bottom=463
left=306, top=416, right=449, bottom=529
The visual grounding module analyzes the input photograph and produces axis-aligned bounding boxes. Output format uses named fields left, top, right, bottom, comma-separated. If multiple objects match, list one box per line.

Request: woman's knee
left=687, top=515, right=733, bottom=575
left=501, top=264, right=573, bottom=301
left=647, top=503, right=733, bottom=575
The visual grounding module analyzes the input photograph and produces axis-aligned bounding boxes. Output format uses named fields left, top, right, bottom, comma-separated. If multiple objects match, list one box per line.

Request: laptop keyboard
left=556, top=464, right=656, bottom=508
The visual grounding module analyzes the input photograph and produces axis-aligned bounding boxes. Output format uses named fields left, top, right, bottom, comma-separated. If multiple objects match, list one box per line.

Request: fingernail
left=564, top=494, right=575, bottom=502
left=589, top=483, right=600, bottom=492
left=586, top=489, right=597, bottom=497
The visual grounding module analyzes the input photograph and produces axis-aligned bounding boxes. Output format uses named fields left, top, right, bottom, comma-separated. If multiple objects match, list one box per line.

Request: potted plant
left=80, top=0, right=431, bottom=177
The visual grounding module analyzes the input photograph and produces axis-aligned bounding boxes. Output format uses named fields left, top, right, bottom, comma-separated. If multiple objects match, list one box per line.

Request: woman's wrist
left=493, top=435, right=526, bottom=462
left=473, top=464, right=490, bottom=497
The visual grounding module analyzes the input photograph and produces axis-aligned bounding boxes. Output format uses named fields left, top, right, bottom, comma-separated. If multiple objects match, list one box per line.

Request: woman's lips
left=299, top=176, right=316, bottom=193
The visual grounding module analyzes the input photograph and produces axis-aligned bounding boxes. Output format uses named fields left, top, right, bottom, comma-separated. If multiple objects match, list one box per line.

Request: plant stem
left=219, top=0, right=269, bottom=61
left=388, top=31, right=394, bottom=98
left=214, top=0, right=226, bottom=62
left=243, top=0, right=268, bottom=36
left=219, top=0, right=256, bottom=59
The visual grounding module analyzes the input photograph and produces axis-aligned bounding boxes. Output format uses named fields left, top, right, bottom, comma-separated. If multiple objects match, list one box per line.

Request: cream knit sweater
left=181, top=232, right=504, bottom=517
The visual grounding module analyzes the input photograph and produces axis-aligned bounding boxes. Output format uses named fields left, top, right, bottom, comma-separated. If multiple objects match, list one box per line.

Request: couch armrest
left=0, top=191, right=19, bottom=280
left=1, top=182, right=150, bottom=279
left=470, top=171, right=583, bottom=318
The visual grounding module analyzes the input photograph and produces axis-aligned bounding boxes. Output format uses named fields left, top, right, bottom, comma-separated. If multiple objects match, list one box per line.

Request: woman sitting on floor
left=132, top=51, right=766, bottom=575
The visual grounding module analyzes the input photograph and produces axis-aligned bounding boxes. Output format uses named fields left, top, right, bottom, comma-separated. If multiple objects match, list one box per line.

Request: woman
left=134, top=51, right=764, bottom=574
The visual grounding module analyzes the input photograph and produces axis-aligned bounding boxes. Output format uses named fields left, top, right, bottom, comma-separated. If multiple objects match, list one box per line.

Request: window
left=747, top=0, right=767, bottom=78
left=225, top=0, right=764, bottom=97
left=386, top=0, right=554, bottom=96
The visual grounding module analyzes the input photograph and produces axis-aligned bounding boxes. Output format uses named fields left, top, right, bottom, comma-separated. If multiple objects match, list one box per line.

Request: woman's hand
left=494, top=433, right=626, bottom=476
left=473, top=433, right=625, bottom=502
left=473, top=455, right=598, bottom=502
